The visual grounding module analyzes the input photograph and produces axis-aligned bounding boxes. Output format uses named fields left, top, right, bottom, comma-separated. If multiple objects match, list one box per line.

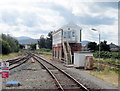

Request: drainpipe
left=80, top=29, right=82, bottom=42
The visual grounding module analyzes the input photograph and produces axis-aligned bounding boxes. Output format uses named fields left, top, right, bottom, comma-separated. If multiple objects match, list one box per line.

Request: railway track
left=2, top=52, right=89, bottom=90
left=9, top=55, right=31, bottom=70
left=5, top=54, right=30, bottom=66
left=33, top=53, right=89, bottom=91
left=8, top=53, right=32, bottom=70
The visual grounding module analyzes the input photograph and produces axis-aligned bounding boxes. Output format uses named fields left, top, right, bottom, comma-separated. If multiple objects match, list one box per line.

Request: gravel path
left=2, top=58, right=56, bottom=89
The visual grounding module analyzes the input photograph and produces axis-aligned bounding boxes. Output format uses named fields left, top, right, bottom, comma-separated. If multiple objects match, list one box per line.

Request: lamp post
left=91, top=28, right=100, bottom=71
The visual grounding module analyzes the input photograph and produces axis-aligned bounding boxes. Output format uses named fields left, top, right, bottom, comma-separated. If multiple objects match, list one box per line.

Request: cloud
left=77, top=15, right=116, bottom=25
left=95, top=2, right=118, bottom=9
left=0, top=0, right=118, bottom=44
left=81, top=21, right=118, bottom=44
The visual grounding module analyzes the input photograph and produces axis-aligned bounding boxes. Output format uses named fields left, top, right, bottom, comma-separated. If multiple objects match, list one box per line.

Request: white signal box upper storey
left=53, top=23, right=82, bottom=46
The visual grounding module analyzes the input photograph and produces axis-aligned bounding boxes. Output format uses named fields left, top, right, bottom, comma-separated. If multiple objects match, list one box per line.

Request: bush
left=93, top=51, right=120, bottom=59
left=1, top=34, right=20, bottom=54
left=40, top=48, right=51, bottom=52
left=2, top=40, right=11, bottom=54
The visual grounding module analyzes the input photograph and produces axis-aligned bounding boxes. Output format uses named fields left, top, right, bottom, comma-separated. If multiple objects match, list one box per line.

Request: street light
left=91, top=28, right=101, bottom=71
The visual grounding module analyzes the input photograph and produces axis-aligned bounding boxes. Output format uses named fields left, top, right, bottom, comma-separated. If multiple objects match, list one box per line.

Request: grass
left=32, top=48, right=52, bottom=56
left=85, top=69, right=119, bottom=87
left=1, top=51, right=22, bottom=61
left=93, top=57, right=120, bottom=65
left=39, top=51, right=52, bottom=55
left=93, top=57, right=120, bottom=74
left=85, top=61, right=120, bottom=87
left=31, top=48, right=52, bottom=60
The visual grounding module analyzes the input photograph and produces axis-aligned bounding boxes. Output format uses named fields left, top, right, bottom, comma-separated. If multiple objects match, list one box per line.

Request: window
left=64, top=32, right=67, bottom=38
left=68, top=31, right=71, bottom=38
left=72, top=32, right=75, bottom=37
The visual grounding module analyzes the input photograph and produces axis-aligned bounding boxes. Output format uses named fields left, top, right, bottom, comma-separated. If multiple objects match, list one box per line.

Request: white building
left=25, top=44, right=30, bottom=49
left=36, top=44, right=39, bottom=50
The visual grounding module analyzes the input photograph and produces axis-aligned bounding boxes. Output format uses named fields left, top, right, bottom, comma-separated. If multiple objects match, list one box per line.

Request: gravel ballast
left=2, top=58, right=56, bottom=89
left=2, top=55, right=119, bottom=90
left=43, top=56, right=119, bottom=90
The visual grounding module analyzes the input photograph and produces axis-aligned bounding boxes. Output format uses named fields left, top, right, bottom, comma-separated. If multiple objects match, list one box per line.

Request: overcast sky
left=0, top=0, right=119, bottom=45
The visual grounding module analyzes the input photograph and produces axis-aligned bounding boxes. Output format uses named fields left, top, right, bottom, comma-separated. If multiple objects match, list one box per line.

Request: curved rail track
left=9, top=55, right=31, bottom=70
left=5, top=53, right=30, bottom=66
left=33, top=53, right=89, bottom=91
left=6, top=53, right=32, bottom=70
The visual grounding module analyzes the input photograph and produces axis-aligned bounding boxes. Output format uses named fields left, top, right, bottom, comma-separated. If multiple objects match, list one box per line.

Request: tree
left=5, top=34, right=19, bottom=52
left=2, top=40, right=11, bottom=54
left=99, top=40, right=110, bottom=51
left=87, top=42, right=98, bottom=52
left=38, top=35, right=46, bottom=48
left=1, top=34, right=20, bottom=54
left=19, top=44, right=25, bottom=49
left=46, top=31, right=52, bottom=49
left=38, top=31, right=53, bottom=49
left=30, top=43, right=36, bottom=50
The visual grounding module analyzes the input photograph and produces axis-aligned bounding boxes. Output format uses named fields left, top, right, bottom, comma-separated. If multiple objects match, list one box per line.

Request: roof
left=53, top=22, right=82, bottom=35
left=109, top=43, right=119, bottom=48
left=61, top=22, right=82, bottom=30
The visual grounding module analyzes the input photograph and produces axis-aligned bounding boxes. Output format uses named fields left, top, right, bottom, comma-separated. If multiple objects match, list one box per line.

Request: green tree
left=2, top=40, right=11, bottom=54
left=1, top=34, right=20, bottom=54
left=38, top=35, right=46, bottom=48
left=38, top=31, right=52, bottom=49
left=87, top=42, right=97, bottom=52
left=0, top=39, right=2, bottom=54
left=99, top=40, right=110, bottom=51
left=5, top=35, right=19, bottom=52
left=30, top=43, right=36, bottom=50
left=46, top=31, right=52, bottom=49
left=19, top=44, right=25, bottom=49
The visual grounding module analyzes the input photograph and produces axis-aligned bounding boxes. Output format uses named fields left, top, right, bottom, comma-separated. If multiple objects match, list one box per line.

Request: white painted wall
left=74, top=52, right=93, bottom=67
left=52, top=30, right=62, bottom=46
left=52, top=23, right=82, bottom=46
left=62, top=23, right=82, bottom=43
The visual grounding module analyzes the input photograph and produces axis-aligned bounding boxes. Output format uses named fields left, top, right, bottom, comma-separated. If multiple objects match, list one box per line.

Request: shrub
left=93, top=51, right=120, bottom=59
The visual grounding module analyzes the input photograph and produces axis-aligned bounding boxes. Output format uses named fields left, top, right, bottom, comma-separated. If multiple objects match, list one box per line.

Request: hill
left=15, top=36, right=38, bottom=44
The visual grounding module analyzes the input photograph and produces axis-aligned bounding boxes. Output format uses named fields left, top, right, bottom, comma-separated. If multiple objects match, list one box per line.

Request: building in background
left=109, top=43, right=120, bottom=52
left=52, top=23, right=82, bottom=64
left=25, top=44, right=31, bottom=50
left=36, top=44, right=39, bottom=50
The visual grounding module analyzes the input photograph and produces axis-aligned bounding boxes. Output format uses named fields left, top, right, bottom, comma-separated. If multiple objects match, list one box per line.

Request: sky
left=0, top=0, right=119, bottom=45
